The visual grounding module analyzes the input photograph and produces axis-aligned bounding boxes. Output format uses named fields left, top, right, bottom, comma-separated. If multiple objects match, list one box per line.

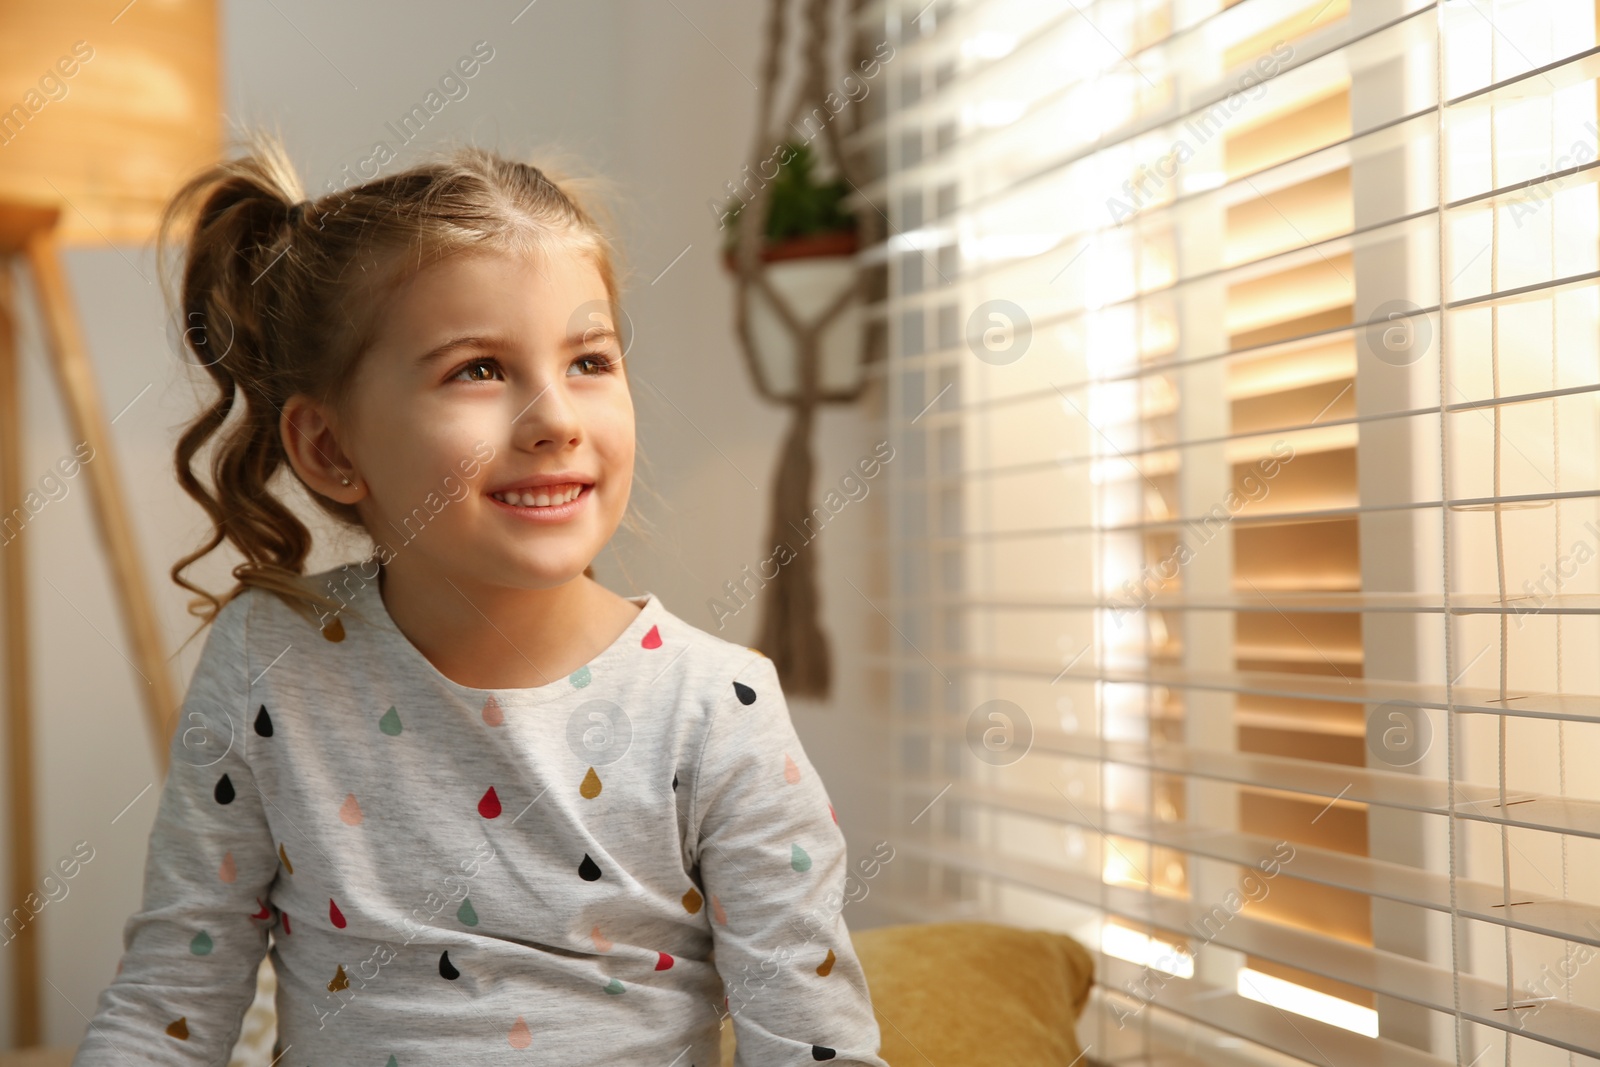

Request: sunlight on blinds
left=857, top=0, right=1600, bottom=1061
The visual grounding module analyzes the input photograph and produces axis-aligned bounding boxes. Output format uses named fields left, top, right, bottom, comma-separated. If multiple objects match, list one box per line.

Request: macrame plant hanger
left=730, top=0, right=870, bottom=700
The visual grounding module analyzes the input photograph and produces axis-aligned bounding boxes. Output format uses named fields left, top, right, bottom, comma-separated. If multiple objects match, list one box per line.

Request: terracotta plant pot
left=721, top=228, right=859, bottom=272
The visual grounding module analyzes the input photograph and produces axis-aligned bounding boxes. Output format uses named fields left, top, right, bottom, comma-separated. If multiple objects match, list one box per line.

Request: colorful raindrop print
left=378, top=706, right=402, bottom=735
left=641, top=625, right=662, bottom=649
left=253, top=705, right=273, bottom=737
left=579, top=853, right=602, bottom=881
left=733, top=682, right=756, bottom=705
left=791, top=844, right=812, bottom=872
left=214, top=774, right=235, bottom=805
left=570, top=665, right=591, bottom=688
left=479, top=786, right=502, bottom=819
left=580, top=767, right=602, bottom=799
left=482, top=695, right=505, bottom=727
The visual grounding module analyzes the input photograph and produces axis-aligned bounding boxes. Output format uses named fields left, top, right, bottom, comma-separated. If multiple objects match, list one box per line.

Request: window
left=857, top=0, right=1600, bottom=1061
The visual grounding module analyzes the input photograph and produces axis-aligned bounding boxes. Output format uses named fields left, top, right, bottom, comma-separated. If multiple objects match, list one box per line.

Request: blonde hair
left=157, top=125, right=629, bottom=636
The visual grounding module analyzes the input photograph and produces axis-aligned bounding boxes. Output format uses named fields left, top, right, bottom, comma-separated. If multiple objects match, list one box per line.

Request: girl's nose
left=512, top=377, right=582, bottom=449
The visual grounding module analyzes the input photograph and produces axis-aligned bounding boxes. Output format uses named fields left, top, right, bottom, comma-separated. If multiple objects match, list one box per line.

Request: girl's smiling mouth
left=486, top=478, right=593, bottom=522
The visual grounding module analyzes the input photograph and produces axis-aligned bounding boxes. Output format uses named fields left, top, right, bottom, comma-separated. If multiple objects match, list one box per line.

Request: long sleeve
left=690, top=652, right=889, bottom=1067
left=73, top=593, right=280, bottom=1065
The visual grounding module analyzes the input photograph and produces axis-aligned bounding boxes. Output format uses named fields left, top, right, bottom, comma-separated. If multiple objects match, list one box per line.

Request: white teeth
left=493, top=484, right=584, bottom=508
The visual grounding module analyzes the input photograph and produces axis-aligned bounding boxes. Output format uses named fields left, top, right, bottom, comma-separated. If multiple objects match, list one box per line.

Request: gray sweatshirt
left=71, top=561, right=888, bottom=1066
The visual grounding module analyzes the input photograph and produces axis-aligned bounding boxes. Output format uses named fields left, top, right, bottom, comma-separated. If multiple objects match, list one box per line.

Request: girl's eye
left=452, top=357, right=504, bottom=384
left=570, top=354, right=616, bottom=376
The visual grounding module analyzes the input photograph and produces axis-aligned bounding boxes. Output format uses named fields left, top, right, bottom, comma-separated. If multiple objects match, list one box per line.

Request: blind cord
left=1546, top=38, right=1573, bottom=1063
left=1485, top=39, right=1519, bottom=1061
left=1435, top=2, right=1468, bottom=1061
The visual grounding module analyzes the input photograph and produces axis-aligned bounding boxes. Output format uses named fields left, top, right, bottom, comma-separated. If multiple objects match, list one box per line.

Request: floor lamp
left=0, top=0, right=221, bottom=1047
left=1, top=198, right=180, bottom=1047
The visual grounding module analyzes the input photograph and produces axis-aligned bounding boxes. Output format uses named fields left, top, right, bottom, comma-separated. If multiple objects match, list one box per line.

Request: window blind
left=850, top=0, right=1600, bottom=1062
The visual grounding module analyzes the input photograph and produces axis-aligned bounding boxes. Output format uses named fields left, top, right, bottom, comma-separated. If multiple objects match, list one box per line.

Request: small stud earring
left=340, top=475, right=352, bottom=486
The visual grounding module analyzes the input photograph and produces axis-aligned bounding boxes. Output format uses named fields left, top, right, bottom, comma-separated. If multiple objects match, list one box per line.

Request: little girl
left=71, top=131, right=889, bottom=1066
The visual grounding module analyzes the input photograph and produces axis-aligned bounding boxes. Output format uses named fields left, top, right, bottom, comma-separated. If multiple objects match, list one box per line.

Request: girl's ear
left=281, top=394, right=365, bottom=504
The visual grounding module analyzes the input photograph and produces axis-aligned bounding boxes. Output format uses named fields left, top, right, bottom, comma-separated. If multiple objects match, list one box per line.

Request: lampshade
left=0, top=0, right=221, bottom=246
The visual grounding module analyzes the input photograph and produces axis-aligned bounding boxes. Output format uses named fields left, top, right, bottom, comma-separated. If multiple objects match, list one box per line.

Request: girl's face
left=335, top=245, right=634, bottom=590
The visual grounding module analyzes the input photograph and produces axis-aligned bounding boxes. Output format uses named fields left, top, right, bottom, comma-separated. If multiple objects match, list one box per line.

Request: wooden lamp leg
left=23, top=230, right=178, bottom=769
left=2, top=244, right=44, bottom=1047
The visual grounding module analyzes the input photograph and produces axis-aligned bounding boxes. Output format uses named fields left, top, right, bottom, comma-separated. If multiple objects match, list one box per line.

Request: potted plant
left=720, top=140, right=859, bottom=268
left=719, top=140, right=863, bottom=398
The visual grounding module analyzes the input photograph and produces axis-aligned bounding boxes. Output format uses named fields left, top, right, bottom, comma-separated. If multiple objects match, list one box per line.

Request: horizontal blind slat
left=887, top=718, right=1600, bottom=837
left=885, top=591, right=1600, bottom=616
left=872, top=658, right=1600, bottom=723
left=895, top=487, right=1600, bottom=543
left=894, top=777, right=1600, bottom=946
left=901, top=381, right=1600, bottom=466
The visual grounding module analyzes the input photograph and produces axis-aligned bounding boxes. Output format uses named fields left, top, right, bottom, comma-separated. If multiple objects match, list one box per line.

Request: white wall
left=0, top=0, right=890, bottom=1049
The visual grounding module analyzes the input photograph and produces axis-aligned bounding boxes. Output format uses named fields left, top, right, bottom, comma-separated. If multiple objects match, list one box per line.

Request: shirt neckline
left=350, top=562, right=660, bottom=707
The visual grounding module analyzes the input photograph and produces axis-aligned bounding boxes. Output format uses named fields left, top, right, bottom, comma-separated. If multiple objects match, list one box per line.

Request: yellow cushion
left=720, top=920, right=1094, bottom=1066
left=0, top=1049, right=75, bottom=1067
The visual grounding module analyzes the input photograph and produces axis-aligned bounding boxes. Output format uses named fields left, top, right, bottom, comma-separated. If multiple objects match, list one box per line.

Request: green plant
left=721, top=141, right=856, bottom=252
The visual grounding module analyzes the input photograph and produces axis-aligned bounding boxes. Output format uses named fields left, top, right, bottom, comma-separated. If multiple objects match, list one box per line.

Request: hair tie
left=287, top=200, right=309, bottom=226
